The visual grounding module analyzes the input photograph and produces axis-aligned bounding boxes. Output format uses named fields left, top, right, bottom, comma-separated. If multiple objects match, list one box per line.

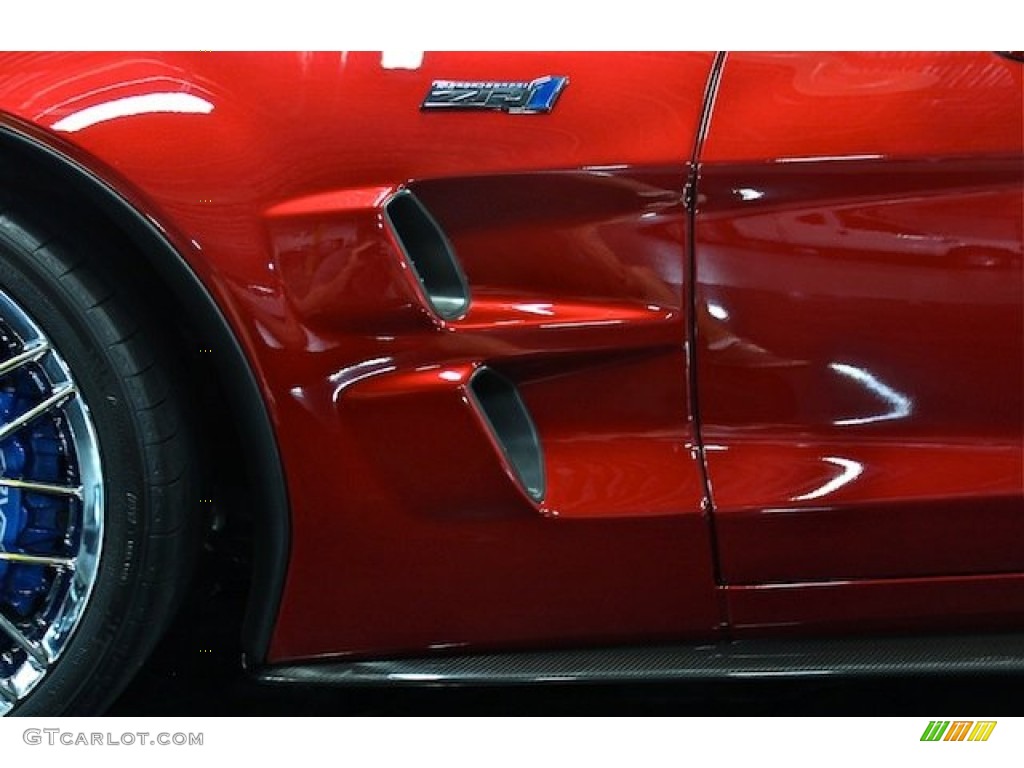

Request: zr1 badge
left=421, top=75, right=568, bottom=114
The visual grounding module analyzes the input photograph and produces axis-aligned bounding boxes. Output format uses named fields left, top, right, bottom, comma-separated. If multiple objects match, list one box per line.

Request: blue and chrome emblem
left=421, top=75, right=568, bottom=114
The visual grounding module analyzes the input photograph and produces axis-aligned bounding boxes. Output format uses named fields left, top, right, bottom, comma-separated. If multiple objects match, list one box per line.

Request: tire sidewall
left=0, top=224, right=151, bottom=716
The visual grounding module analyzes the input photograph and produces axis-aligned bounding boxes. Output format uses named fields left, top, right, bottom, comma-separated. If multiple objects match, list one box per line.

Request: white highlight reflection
left=328, top=357, right=396, bottom=402
left=381, top=51, right=424, bottom=70
left=793, top=456, right=863, bottom=501
left=775, top=154, right=883, bottom=164
left=514, top=302, right=555, bottom=317
left=388, top=673, right=442, bottom=681
left=53, top=92, right=214, bottom=133
left=830, top=362, right=911, bottom=426
left=707, top=303, right=729, bottom=321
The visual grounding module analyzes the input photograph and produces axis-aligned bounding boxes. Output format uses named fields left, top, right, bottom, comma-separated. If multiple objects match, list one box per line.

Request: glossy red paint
left=0, top=51, right=1020, bottom=664
left=0, top=52, right=723, bottom=660
left=725, top=573, right=1024, bottom=637
left=697, top=53, right=1023, bottom=624
left=268, top=167, right=721, bottom=658
left=702, top=52, right=1022, bottom=163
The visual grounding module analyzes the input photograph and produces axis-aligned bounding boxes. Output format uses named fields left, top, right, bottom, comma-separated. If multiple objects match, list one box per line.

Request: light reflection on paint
left=774, top=154, right=884, bottom=164
left=707, top=303, right=729, bottom=320
left=583, top=164, right=629, bottom=172
left=540, top=319, right=624, bottom=330
left=53, top=92, right=214, bottom=132
left=513, top=302, right=555, bottom=317
left=735, top=188, right=764, bottom=201
left=830, top=362, right=912, bottom=426
left=793, top=456, right=863, bottom=501
left=328, top=357, right=395, bottom=402
left=381, top=50, right=424, bottom=70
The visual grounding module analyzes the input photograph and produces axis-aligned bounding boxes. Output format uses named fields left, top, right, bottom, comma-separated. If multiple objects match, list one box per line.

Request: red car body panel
left=697, top=52, right=1023, bottom=631
left=0, top=51, right=1019, bottom=663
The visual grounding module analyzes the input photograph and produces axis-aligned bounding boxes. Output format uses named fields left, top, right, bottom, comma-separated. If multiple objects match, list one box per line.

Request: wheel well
left=0, top=123, right=288, bottom=665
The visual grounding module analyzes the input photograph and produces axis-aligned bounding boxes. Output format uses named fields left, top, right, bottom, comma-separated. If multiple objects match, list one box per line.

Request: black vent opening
left=385, top=190, right=469, bottom=320
left=469, top=367, right=545, bottom=502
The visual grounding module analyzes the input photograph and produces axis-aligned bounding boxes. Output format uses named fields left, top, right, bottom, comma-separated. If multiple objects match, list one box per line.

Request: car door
left=696, top=52, right=1024, bottom=633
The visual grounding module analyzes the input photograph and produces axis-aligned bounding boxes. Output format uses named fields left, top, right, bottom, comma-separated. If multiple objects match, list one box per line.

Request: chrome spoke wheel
left=0, top=286, right=102, bottom=715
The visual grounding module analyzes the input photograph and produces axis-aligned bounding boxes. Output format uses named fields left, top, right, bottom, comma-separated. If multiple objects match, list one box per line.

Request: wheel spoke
left=0, top=341, right=48, bottom=379
left=0, top=551, right=76, bottom=569
left=0, top=612, right=49, bottom=668
left=0, top=477, right=83, bottom=499
left=0, top=384, right=75, bottom=443
left=0, top=285, right=103, bottom=712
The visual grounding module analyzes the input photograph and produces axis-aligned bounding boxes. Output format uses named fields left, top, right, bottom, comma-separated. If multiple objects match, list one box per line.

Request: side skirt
left=256, top=632, right=1024, bottom=685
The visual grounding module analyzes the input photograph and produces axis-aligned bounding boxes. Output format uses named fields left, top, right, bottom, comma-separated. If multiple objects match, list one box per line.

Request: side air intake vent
left=469, top=367, right=545, bottom=502
left=385, top=190, right=469, bottom=320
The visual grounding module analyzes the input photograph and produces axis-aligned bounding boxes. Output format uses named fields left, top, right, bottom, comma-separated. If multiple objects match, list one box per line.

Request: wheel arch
left=0, top=119, right=289, bottom=666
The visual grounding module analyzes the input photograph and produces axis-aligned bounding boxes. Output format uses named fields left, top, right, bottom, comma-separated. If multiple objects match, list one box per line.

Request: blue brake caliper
left=0, top=374, right=66, bottom=619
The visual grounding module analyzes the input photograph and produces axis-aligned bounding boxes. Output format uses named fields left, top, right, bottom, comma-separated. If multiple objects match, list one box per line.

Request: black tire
left=0, top=203, right=198, bottom=715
